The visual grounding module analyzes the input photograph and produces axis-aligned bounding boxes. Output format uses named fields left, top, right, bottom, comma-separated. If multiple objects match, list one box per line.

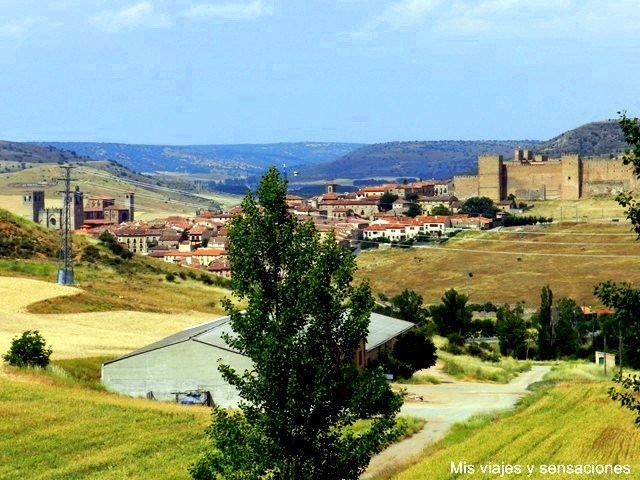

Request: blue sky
left=1, top=0, right=639, bottom=144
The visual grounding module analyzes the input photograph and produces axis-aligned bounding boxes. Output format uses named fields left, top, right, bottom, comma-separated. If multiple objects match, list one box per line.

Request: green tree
left=536, top=285, right=555, bottom=360
left=404, top=191, right=419, bottom=202
left=3, top=330, right=52, bottom=368
left=593, top=280, right=640, bottom=370
left=378, top=192, right=399, bottom=212
left=615, top=113, right=640, bottom=235
left=495, top=304, right=527, bottom=358
left=555, top=298, right=582, bottom=357
left=391, top=289, right=428, bottom=325
left=430, top=204, right=451, bottom=215
left=430, top=288, right=472, bottom=336
left=459, top=196, right=499, bottom=218
left=600, top=114, right=640, bottom=427
left=405, top=202, right=422, bottom=217
left=608, top=374, right=640, bottom=427
left=191, top=167, right=403, bottom=480
left=390, top=327, right=437, bottom=379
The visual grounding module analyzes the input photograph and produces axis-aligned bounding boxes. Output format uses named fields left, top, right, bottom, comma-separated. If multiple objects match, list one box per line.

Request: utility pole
left=57, top=165, right=75, bottom=285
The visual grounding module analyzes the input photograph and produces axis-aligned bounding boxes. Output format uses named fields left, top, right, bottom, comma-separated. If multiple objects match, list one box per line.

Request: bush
left=3, top=330, right=52, bottom=368
left=165, top=272, right=176, bottom=282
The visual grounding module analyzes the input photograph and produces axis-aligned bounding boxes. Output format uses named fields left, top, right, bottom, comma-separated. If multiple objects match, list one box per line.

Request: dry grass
left=527, top=197, right=626, bottom=221
left=0, top=276, right=222, bottom=359
left=356, top=222, right=640, bottom=306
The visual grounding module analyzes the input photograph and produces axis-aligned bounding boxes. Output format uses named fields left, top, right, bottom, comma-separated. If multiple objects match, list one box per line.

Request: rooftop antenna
left=57, top=165, right=76, bottom=285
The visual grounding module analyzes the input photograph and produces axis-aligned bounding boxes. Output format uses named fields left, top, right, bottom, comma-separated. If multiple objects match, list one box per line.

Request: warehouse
left=101, top=313, right=413, bottom=408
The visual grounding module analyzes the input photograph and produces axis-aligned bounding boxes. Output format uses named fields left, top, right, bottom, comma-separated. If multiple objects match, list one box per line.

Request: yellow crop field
left=356, top=222, right=640, bottom=306
left=390, top=377, right=640, bottom=480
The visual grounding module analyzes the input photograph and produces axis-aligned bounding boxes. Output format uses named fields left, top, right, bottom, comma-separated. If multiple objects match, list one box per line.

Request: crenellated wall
left=452, top=153, right=636, bottom=202
left=504, top=161, right=563, bottom=200
left=451, top=175, right=479, bottom=200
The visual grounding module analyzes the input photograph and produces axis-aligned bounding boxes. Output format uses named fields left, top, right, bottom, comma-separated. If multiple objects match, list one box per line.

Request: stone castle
left=23, top=188, right=135, bottom=230
left=451, top=149, right=637, bottom=202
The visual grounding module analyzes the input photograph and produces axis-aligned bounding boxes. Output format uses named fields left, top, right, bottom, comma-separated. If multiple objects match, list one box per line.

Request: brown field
left=356, top=222, right=640, bottom=306
left=0, top=277, right=217, bottom=359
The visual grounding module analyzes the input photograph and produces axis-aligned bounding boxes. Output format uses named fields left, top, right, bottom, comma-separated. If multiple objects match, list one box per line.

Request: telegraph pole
left=57, top=165, right=75, bottom=285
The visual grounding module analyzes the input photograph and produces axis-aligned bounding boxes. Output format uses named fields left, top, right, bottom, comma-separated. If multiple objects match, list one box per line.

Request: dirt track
left=362, top=365, right=551, bottom=479
left=0, top=277, right=211, bottom=360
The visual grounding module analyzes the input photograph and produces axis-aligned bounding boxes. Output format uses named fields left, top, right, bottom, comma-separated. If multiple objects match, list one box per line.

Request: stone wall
left=503, top=161, right=563, bottom=200
left=452, top=155, right=636, bottom=202
left=451, top=175, right=479, bottom=200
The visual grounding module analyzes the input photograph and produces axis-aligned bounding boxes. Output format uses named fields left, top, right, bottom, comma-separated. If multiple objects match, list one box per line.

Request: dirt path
left=0, top=277, right=211, bottom=361
left=362, top=365, right=551, bottom=479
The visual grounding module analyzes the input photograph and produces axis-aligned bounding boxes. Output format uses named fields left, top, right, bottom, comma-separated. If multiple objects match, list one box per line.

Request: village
left=22, top=172, right=518, bottom=278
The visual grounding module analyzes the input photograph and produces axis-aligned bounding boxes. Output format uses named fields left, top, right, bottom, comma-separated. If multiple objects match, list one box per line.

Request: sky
left=1, top=0, right=639, bottom=145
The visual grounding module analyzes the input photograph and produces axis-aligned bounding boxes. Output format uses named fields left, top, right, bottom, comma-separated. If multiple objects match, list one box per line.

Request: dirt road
left=362, top=365, right=551, bottom=479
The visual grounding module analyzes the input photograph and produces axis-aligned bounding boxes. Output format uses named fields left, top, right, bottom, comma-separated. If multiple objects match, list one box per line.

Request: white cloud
left=183, top=0, right=272, bottom=21
left=0, top=16, right=62, bottom=37
left=90, top=2, right=173, bottom=32
left=353, top=0, right=640, bottom=39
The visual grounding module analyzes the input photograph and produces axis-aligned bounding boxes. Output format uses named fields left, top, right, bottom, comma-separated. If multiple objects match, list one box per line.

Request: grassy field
left=0, top=362, right=425, bottom=480
left=0, top=366, right=211, bottom=480
left=388, top=364, right=640, bottom=480
left=356, top=222, right=640, bottom=306
left=437, top=351, right=531, bottom=383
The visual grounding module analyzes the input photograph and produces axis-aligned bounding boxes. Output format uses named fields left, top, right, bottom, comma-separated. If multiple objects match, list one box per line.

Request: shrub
left=165, top=272, right=176, bottom=282
left=3, top=330, right=52, bottom=368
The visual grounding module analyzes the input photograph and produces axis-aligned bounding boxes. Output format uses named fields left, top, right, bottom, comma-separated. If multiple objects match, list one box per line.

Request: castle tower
left=325, top=182, right=338, bottom=194
left=478, top=155, right=504, bottom=201
left=23, top=191, right=45, bottom=223
left=560, top=154, right=581, bottom=200
left=125, top=192, right=135, bottom=222
left=73, top=186, right=84, bottom=229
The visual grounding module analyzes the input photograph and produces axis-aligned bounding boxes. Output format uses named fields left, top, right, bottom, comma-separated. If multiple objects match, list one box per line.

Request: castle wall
left=503, top=161, right=563, bottom=200
left=451, top=175, right=478, bottom=200
left=560, top=154, right=581, bottom=200
left=582, top=159, right=637, bottom=197
left=478, top=155, right=503, bottom=201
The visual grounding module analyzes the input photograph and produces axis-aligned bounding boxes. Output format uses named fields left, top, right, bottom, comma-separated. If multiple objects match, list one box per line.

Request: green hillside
left=0, top=208, right=59, bottom=259
left=537, top=120, right=628, bottom=156
left=298, top=140, right=538, bottom=181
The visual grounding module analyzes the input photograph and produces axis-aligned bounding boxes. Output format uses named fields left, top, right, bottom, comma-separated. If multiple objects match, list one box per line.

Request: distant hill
left=31, top=142, right=364, bottom=178
left=0, top=140, right=85, bottom=166
left=297, top=140, right=540, bottom=181
left=536, top=120, right=628, bottom=156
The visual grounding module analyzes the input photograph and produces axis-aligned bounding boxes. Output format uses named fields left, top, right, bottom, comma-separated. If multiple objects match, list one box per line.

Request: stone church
left=23, top=188, right=135, bottom=230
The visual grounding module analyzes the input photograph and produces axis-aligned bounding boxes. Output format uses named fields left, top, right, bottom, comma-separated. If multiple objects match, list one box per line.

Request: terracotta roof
left=415, top=215, right=450, bottom=223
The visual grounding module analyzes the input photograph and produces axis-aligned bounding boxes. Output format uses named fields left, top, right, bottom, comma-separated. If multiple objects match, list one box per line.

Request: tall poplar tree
left=191, top=167, right=403, bottom=480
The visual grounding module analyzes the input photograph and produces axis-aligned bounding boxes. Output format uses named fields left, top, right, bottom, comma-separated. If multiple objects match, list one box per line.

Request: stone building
left=23, top=189, right=135, bottom=230
left=452, top=149, right=637, bottom=201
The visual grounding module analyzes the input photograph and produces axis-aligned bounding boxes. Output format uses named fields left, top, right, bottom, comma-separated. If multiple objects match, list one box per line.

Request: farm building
left=102, top=313, right=414, bottom=408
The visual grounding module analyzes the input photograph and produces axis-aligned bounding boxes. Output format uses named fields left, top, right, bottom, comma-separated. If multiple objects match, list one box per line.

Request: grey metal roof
left=365, top=312, right=415, bottom=351
left=104, top=312, right=414, bottom=365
